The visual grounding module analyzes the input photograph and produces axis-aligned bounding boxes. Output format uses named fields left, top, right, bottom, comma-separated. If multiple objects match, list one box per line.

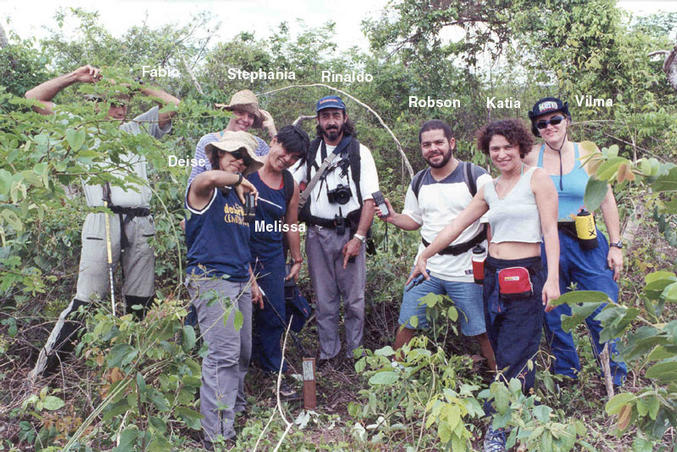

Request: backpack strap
left=305, top=138, right=322, bottom=183
left=463, top=161, right=478, bottom=196
left=347, top=139, right=362, bottom=205
left=282, top=169, right=294, bottom=207
left=411, top=168, right=429, bottom=199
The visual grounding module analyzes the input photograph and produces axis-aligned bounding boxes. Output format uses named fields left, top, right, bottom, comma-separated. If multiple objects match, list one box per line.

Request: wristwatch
left=609, top=241, right=623, bottom=249
left=233, top=172, right=243, bottom=186
left=353, top=233, right=366, bottom=243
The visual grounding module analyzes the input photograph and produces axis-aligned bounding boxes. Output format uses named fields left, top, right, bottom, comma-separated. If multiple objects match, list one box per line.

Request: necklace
left=546, top=135, right=568, bottom=190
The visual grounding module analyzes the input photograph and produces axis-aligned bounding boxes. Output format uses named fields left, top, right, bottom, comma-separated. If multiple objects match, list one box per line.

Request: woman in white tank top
left=408, top=119, right=560, bottom=452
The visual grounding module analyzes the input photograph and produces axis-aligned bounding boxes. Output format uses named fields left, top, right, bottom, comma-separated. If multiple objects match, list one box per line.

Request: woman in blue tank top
left=525, top=97, right=627, bottom=389
left=184, top=131, right=264, bottom=446
left=247, top=126, right=309, bottom=393
left=409, top=119, right=560, bottom=451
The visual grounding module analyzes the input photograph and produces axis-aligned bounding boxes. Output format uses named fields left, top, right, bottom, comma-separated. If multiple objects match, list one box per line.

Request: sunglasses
left=536, top=115, right=566, bottom=129
left=229, top=149, right=252, bottom=165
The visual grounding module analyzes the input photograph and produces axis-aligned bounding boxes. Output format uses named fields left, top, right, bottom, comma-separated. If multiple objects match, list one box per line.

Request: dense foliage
left=1, top=2, right=676, bottom=450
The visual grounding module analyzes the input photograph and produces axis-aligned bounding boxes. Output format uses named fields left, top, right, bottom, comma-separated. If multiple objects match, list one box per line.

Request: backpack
left=412, top=161, right=487, bottom=255
left=411, top=160, right=479, bottom=199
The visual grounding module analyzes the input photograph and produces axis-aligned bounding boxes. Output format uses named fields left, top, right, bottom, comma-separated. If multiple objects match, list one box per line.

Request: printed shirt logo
left=538, top=101, right=558, bottom=112
left=224, top=203, right=246, bottom=225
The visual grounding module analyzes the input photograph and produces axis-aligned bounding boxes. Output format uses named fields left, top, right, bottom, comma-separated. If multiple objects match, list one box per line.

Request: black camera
left=244, top=193, right=257, bottom=223
left=327, top=184, right=352, bottom=205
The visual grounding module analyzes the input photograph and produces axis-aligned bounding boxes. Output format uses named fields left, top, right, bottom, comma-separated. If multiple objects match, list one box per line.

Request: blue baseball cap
left=316, top=95, right=346, bottom=113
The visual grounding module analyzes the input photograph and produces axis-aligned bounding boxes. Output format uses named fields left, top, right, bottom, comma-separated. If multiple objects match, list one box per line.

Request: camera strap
left=298, top=150, right=340, bottom=211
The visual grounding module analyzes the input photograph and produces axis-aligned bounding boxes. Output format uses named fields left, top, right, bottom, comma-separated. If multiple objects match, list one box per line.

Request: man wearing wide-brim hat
left=185, top=130, right=263, bottom=446
left=188, top=89, right=276, bottom=186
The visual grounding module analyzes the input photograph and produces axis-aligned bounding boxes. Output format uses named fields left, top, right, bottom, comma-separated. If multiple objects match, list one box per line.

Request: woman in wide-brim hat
left=524, top=96, right=627, bottom=388
left=184, top=130, right=263, bottom=447
left=187, top=89, right=277, bottom=186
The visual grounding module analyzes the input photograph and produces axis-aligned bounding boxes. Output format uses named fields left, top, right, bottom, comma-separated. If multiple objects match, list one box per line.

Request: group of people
left=25, top=64, right=628, bottom=451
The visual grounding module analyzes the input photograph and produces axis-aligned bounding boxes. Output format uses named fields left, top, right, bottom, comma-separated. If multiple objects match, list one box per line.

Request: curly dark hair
left=476, top=119, right=534, bottom=158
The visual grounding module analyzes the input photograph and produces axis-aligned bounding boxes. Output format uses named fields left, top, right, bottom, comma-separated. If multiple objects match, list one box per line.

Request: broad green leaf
left=147, top=388, right=170, bottom=412
left=647, top=396, right=660, bottom=420
left=369, top=371, right=399, bottom=385
left=65, top=128, right=85, bottom=152
left=147, top=434, right=172, bottom=452
left=561, top=302, right=605, bottom=332
left=652, top=167, right=677, bottom=192
left=149, top=416, right=167, bottom=434
left=647, top=345, right=674, bottom=361
left=583, top=177, right=609, bottom=212
left=112, top=428, right=138, bottom=452
left=605, top=392, right=635, bottom=415
left=438, top=420, right=452, bottom=443
left=42, top=395, right=65, bottom=411
left=550, top=290, right=609, bottom=307
left=533, top=405, right=552, bottom=423
left=0, top=169, right=11, bottom=195
left=233, top=309, right=243, bottom=331
left=107, top=344, right=138, bottom=368
left=645, top=361, right=677, bottom=383
left=136, top=372, right=146, bottom=394
left=596, top=157, right=626, bottom=180
left=2, top=209, right=24, bottom=232
left=182, top=325, right=196, bottom=351
left=660, top=282, right=677, bottom=303
left=175, top=406, right=203, bottom=430
left=374, top=346, right=395, bottom=357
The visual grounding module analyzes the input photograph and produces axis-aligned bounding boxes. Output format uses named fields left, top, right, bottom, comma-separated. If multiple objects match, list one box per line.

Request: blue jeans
left=251, top=255, right=288, bottom=373
left=398, top=274, right=486, bottom=336
left=542, top=230, right=627, bottom=386
left=484, top=255, right=544, bottom=393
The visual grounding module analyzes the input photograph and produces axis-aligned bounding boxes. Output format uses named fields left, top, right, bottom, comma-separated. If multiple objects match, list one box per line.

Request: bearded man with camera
left=293, top=96, right=379, bottom=369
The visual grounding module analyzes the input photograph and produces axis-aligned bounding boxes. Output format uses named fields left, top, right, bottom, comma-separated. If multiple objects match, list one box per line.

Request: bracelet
left=353, top=233, right=366, bottom=243
left=233, top=172, right=243, bottom=186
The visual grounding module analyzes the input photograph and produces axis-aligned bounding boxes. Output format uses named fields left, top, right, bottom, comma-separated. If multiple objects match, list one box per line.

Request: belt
left=307, top=216, right=338, bottom=229
left=109, top=206, right=151, bottom=217
left=557, top=221, right=577, bottom=238
left=107, top=206, right=151, bottom=254
left=422, top=226, right=487, bottom=256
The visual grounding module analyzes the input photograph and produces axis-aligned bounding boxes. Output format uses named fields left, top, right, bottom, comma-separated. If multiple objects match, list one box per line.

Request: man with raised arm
left=26, top=64, right=180, bottom=378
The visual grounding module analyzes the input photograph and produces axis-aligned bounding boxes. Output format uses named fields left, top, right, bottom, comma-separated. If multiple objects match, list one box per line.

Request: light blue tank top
left=537, top=143, right=588, bottom=220
left=484, top=166, right=542, bottom=244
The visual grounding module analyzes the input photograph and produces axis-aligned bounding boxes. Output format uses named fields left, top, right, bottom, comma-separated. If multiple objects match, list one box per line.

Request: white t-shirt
left=403, top=162, right=491, bottom=282
left=292, top=139, right=380, bottom=219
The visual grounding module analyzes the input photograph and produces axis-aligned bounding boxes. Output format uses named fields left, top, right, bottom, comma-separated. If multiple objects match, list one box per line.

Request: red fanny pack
left=497, top=266, right=533, bottom=299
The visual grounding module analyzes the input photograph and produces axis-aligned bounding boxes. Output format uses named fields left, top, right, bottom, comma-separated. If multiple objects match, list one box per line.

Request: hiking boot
left=279, top=378, right=298, bottom=399
left=483, top=425, right=507, bottom=452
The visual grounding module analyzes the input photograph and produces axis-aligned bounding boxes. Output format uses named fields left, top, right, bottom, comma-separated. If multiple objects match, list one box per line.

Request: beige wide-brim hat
left=215, top=89, right=264, bottom=128
left=204, top=131, right=264, bottom=176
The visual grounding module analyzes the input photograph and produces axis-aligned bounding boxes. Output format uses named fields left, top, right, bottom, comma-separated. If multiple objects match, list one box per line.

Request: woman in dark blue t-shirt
left=185, top=131, right=263, bottom=446
left=247, top=126, right=309, bottom=391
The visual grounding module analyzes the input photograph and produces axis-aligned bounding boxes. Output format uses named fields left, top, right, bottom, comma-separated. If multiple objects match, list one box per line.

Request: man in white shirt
left=293, top=96, right=379, bottom=366
left=376, top=120, right=495, bottom=371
